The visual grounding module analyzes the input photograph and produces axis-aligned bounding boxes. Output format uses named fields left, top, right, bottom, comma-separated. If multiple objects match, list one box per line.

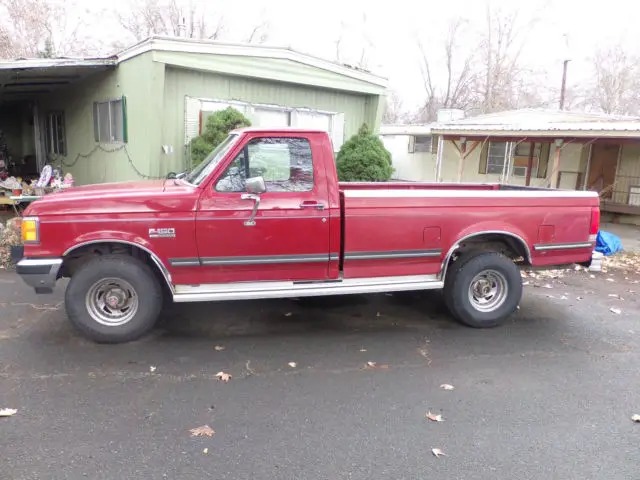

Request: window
left=486, top=142, right=508, bottom=174
left=44, top=111, right=66, bottom=155
left=480, top=141, right=550, bottom=178
left=408, top=135, right=434, bottom=153
left=216, top=137, right=314, bottom=193
left=93, top=97, right=126, bottom=143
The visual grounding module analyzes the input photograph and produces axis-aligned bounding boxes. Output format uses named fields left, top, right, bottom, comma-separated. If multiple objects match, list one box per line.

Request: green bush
left=336, top=124, right=393, bottom=182
left=189, top=107, right=251, bottom=165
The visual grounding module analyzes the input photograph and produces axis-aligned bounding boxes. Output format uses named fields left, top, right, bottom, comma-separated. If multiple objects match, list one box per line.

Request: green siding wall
left=37, top=51, right=384, bottom=185
left=39, top=52, right=165, bottom=185
left=162, top=66, right=378, bottom=173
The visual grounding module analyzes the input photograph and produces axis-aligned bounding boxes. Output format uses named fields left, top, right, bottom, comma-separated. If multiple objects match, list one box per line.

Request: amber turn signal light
left=21, top=217, right=39, bottom=244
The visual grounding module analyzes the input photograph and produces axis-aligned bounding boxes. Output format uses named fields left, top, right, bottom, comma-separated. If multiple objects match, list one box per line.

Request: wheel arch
left=440, top=230, right=531, bottom=281
left=63, top=240, right=174, bottom=294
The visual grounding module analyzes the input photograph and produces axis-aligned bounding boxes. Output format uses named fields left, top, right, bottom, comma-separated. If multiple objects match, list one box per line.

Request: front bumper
left=16, top=258, right=63, bottom=294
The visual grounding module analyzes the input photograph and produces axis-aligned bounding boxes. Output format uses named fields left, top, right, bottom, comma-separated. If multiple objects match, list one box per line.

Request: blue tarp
left=595, top=231, right=624, bottom=256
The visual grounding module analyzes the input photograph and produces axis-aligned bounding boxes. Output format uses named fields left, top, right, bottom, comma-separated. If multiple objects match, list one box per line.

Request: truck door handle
left=299, top=201, right=325, bottom=210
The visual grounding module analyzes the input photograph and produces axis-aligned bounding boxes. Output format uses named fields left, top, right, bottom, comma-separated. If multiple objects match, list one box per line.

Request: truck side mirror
left=245, top=176, right=266, bottom=194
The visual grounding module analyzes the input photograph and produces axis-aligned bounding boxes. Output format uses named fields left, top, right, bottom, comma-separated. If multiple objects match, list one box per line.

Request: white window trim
left=45, top=111, right=66, bottom=155
left=95, top=98, right=124, bottom=144
left=185, top=95, right=345, bottom=151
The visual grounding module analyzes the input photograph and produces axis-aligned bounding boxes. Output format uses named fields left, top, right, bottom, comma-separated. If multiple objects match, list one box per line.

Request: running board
left=172, top=275, right=443, bottom=303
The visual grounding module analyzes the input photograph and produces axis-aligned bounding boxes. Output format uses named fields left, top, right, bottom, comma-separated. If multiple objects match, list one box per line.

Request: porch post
left=525, top=142, right=534, bottom=186
left=456, top=137, right=467, bottom=182
left=435, top=135, right=445, bottom=182
left=549, top=139, right=563, bottom=188
left=501, top=141, right=512, bottom=184
left=582, top=143, right=593, bottom=190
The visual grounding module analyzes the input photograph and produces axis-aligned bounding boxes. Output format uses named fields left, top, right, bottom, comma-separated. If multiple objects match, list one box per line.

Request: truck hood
left=26, top=179, right=200, bottom=216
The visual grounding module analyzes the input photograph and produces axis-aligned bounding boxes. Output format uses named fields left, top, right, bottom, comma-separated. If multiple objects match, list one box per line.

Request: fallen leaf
left=576, top=296, right=583, bottom=300
left=214, top=345, right=226, bottom=351
left=0, top=408, right=17, bottom=417
left=440, top=384, right=455, bottom=390
left=284, top=312, right=293, bottom=317
left=607, top=278, right=615, bottom=282
left=190, top=425, right=215, bottom=437
left=366, top=361, right=389, bottom=369
left=203, top=448, right=209, bottom=454
left=431, top=448, right=446, bottom=458
left=426, top=411, right=444, bottom=422
left=610, top=307, right=622, bottom=315
left=149, top=366, right=157, bottom=373
left=632, top=414, right=640, bottom=423
left=215, top=371, right=232, bottom=382
left=288, top=362, right=297, bottom=368
left=590, top=274, right=596, bottom=279
left=560, top=296, right=568, bottom=300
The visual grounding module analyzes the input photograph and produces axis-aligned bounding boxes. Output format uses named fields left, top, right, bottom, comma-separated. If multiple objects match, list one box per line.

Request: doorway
left=587, top=144, right=620, bottom=199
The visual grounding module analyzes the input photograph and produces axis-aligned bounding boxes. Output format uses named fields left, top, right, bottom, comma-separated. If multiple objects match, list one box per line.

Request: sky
left=61, top=0, right=640, bottom=109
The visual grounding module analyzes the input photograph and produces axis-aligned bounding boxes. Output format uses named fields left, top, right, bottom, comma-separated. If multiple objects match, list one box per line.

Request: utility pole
left=559, top=59, right=569, bottom=110
left=559, top=34, right=571, bottom=110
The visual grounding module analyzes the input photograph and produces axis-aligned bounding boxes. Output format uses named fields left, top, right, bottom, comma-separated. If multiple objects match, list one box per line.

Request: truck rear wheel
left=443, top=251, right=522, bottom=328
left=65, top=254, right=163, bottom=343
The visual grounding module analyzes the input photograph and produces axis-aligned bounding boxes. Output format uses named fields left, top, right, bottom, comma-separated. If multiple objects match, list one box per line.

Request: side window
left=215, top=137, right=314, bottom=192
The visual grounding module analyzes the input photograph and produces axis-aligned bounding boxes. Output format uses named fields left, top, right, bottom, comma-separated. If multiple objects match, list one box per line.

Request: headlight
left=21, top=216, right=39, bottom=244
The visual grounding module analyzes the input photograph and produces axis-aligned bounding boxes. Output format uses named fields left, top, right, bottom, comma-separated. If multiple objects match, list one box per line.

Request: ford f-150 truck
left=14, top=128, right=600, bottom=343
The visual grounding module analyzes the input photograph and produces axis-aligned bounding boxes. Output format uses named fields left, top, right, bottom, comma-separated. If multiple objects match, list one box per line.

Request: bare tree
left=382, top=91, right=408, bottom=124
left=476, top=5, right=538, bottom=113
left=586, top=44, right=640, bottom=115
left=415, top=17, right=479, bottom=122
left=334, top=13, right=375, bottom=69
left=0, top=0, right=95, bottom=58
left=116, top=0, right=269, bottom=44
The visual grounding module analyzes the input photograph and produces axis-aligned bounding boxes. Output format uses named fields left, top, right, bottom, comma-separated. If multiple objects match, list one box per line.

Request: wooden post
left=525, top=142, right=534, bottom=186
left=435, top=135, right=444, bottom=182
left=457, top=139, right=467, bottom=182
left=549, top=139, right=563, bottom=188
left=582, top=143, right=593, bottom=190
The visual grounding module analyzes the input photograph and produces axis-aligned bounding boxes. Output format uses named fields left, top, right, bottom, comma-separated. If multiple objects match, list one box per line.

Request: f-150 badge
left=149, top=227, right=176, bottom=239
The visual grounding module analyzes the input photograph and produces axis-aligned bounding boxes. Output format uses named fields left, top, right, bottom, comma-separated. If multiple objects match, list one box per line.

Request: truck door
left=194, top=133, right=331, bottom=284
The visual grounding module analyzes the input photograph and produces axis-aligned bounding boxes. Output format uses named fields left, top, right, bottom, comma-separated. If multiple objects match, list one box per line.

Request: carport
left=0, top=57, right=115, bottom=179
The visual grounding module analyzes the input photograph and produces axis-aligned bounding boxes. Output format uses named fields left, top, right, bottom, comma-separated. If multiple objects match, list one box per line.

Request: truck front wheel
left=443, top=251, right=522, bottom=328
left=65, top=254, right=163, bottom=343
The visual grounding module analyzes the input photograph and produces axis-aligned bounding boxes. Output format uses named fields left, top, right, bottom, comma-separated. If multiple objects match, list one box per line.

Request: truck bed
left=338, top=182, right=600, bottom=279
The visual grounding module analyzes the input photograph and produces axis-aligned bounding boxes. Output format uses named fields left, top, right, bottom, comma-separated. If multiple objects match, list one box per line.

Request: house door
left=587, top=144, right=619, bottom=199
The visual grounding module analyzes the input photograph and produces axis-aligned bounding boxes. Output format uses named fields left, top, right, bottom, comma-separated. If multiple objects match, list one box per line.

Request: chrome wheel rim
left=85, top=278, right=139, bottom=326
left=468, top=269, right=508, bottom=312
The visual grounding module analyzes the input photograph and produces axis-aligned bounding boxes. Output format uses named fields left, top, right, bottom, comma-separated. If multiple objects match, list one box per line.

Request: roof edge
left=116, top=36, right=388, bottom=89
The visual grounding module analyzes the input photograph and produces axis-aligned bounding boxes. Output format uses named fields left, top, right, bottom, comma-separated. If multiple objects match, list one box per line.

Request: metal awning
left=0, top=58, right=116, bottom=104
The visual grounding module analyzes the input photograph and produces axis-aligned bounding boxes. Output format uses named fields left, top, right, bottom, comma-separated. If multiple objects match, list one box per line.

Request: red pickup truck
left=15, top=128, right=600, bottom=343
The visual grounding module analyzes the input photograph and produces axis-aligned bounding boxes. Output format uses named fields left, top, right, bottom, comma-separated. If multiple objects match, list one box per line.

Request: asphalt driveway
left=1, top=266, right=639, bottom=480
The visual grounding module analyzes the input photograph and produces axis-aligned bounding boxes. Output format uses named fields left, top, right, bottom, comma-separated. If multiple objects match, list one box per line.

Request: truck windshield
left=184, top=134, right=240, bottom=186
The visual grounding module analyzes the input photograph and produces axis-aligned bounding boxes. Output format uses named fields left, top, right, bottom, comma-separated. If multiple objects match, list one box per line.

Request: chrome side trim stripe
left=343, top=189, right=599, bottom=199
left=169, top=253, right=341, bottom=267
left=345, top=249, right=441, bottom=260
left=533, top=242, right=594, bottom=252
left=201, top=254, right=330, bottom=266
left=169, top=258, right=200, bottom=267
left=173, top=274, right=443, bottom=303
left=169, top=250, right=441, bottom=267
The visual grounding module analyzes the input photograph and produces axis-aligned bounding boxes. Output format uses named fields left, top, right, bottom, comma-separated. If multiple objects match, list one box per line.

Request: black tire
left=65, top=254, right=163, bottom=343
left=443, top=251, right=522, bottom=328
